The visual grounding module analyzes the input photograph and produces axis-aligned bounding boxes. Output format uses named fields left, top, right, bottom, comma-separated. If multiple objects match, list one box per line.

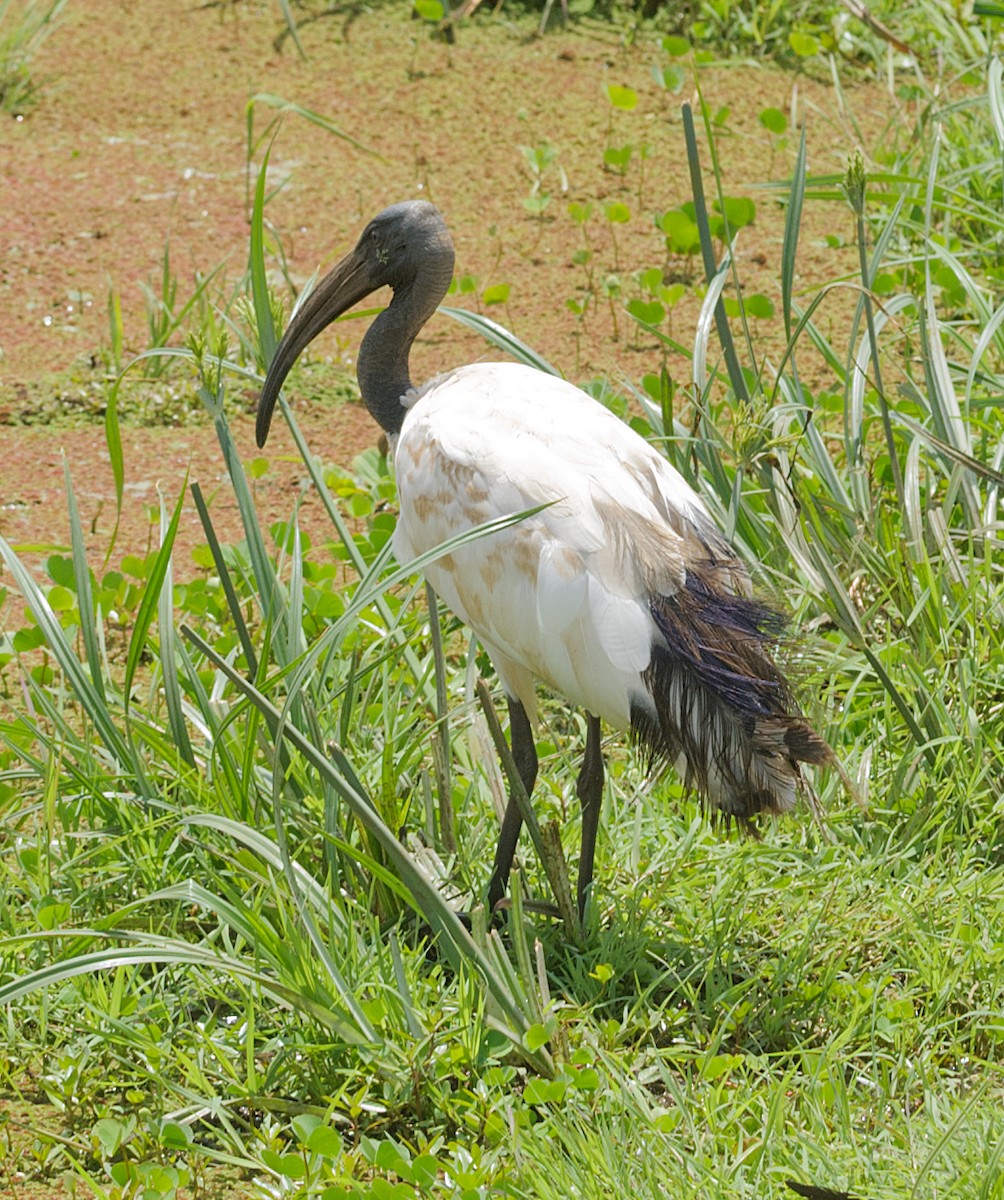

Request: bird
left=256, top=200, right=833, bottom=923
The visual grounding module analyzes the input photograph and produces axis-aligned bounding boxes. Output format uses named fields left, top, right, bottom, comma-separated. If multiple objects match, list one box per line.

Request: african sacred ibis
left=256, top=200, right=831, bottom=922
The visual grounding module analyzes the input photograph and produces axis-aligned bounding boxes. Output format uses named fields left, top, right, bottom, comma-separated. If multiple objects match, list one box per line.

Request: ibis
left=257, top=200, right=832, bottom=922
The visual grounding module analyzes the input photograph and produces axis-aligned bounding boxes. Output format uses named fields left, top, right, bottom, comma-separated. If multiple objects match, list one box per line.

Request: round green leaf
left=524, top=1077, right=568, bottom=1105
left=627, top=299, right=664, bottom=326
left=640, top=266, right=663, bottom=292
left=523, top=1018, right=555, bottom=1051
left=719, top=195, right=756, bottom=229
left=38, top=901, right=71, bottom=930
left=412, top=1155, right=441, bottom=1188
left=605, top=84, right=638, bottom=111
left=701, top=1052, right=743, bottom=1081
left=651, top=63, right=685, bottom=92
left=481, top=283, right=511, bottom=306
left=414, top=0, right=444, bottom=20
left=307, top=1126, right=345, bottom=1157
left=46, top=554, right=75, bottom=588
left=375, top=1138, right=412, bottom=1176
left=659, top=209, right=700, bottom=253
left=662, top=34, right=690, bottom=56
left=159, top=1122, right=193, bottom=1150
left=745, top=293, right=775, bottom=319
left=658, top=282, right=685, bottom=307
left=759, top=106, right=787, bottom=134
left=371, top=1180, right=414, bottom=1200
left=47, top=585, right=75, bottom=612
left=13, top=627, right=46, bottom=653
left=603, top=145, right=633, bottom=171
left=93, top=1117, right=127, bottom=1158
left=789, top=30, right=820, bottom=56
left=604, top=201, right=631, bottom=224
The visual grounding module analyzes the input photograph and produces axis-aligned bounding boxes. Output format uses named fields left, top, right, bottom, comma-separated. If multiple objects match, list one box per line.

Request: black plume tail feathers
left=629, top=568, right=832, bottom=823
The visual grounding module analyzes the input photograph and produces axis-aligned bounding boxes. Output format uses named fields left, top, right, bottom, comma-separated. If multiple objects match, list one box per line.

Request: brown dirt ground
left=0, top=0, right=905, bottom=601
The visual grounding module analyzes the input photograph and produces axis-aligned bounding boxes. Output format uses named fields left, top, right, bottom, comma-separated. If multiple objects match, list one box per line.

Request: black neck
left=356, top=254, right=453, bottom=435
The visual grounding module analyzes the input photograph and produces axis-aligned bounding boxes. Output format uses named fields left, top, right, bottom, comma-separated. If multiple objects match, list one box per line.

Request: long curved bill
left=256, top=244, right=376, bottom=448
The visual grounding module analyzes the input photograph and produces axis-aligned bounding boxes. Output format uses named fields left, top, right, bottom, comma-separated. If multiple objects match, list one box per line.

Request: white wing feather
left=392, top=362, right=728, bottom=728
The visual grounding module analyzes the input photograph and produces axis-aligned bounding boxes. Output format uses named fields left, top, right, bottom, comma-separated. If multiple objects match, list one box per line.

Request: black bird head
left=256, top=200, right=455, bottom=446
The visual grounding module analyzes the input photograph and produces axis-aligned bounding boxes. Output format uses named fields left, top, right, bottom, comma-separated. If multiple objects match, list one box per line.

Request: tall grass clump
left=618, top=76, right=1004, bottom=851
left=0, top=0, right=66, bottom=112
left=0, top=158, right=568, bottom=1193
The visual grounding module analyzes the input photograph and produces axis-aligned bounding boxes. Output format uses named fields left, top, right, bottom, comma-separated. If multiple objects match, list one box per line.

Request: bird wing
left=392, top=363, right=745, bottom=727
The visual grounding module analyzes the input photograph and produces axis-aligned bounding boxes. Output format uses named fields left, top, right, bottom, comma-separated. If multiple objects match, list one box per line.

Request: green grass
left=0, top=0, right=65, bottom=113
left=2, top=15, right=1004, bottom=1200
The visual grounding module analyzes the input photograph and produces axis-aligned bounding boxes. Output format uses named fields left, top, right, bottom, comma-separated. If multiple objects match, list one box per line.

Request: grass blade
left=157, top=491, right=195, bottom=768
left=693, top=253, right=732, bottom=394
left=248, top=93, right=381, bottom=160
left=0, top=532, right=137, bottom=778
left=0, top=936, right=367, bottom=1041
left=103, top=374, right=125, bottom=565
left=181, top=622, right=554, bottom=1075
left=681, top=100, right=748, bottom=403
left=272, top=0, right=306, bottom=60
left=182, top=813, right=343, bottom=927
left=190, top=481, right=258, bottom=675
left=781, top=124, right=807, bottom=343
left=62, top=456, right=104, bottom=703
left=249, top=148, right=277, bottom=369
left=441, top=306, right=562, bottom=375
left=123, top=475, right=187, bottom=710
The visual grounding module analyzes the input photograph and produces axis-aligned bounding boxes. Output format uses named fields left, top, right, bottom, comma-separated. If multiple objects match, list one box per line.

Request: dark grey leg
left=486, top=697, right=538, bottom=913
left=576, top=715, right=604, bottom=921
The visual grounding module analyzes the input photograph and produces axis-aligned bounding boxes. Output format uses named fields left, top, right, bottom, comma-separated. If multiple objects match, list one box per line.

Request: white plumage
left=393, top=362, right=709, bottom=731
left=256, top=201, right=832, bottom=922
